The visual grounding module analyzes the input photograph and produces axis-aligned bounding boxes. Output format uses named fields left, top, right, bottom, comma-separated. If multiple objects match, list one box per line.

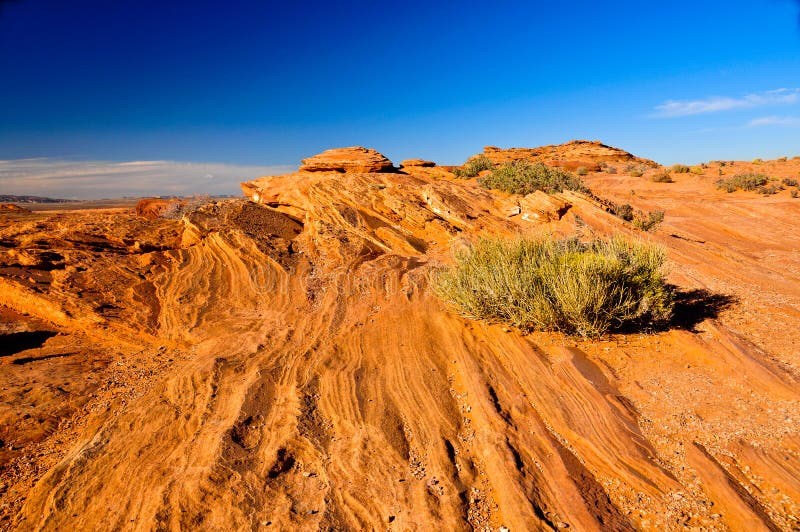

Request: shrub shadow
left=668, top=287, right=738, bottom=332
left=613, top=287, right=737, bottom=335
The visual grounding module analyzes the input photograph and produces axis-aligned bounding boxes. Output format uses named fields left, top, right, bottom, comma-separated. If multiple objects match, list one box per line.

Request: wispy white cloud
left=0, top=159, right=296, bottom=199
left=651, top=88, right=800, bottom=118
left=747, top=115, right=800, bottom=127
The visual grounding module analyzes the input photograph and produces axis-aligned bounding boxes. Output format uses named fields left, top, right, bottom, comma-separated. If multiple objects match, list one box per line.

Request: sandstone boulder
left=299, top=147, right=395, bottom=173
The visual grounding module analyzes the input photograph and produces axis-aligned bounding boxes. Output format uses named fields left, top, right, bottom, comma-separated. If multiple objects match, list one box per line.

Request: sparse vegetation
left=606, top=166, right=618, bottom=174
left=478, top=161, right=590, bottom=195
left=758, top=184, right=783, bottom=195
left=611, top=203, right=634, bottom=221
left=651, top=172, right=674, bottom=183
left=432, top=235, right=674, bottom=337
left=792, top=189, right=799, bottom=198
left=576, top=166, right=589, bottom=176
left=752, top=158, right=763, bottom=164
left=716, top=173, right=769, bottom=193
left=633, top=210, right=665, bottom=231
left=777, top=156, right=788, bottom=162
left=453, top=155, right=494, bottom=178
left=671, top=164, right=690, bottom=174
left=690, top=166, right=704, bottom=175
left=781, top=178, right=798, bottom=187
left=629, top=169, right=644, bottom=177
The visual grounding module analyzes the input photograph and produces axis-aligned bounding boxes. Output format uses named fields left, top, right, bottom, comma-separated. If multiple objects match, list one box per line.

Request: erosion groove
left=2, top=149, right=800, bottom=530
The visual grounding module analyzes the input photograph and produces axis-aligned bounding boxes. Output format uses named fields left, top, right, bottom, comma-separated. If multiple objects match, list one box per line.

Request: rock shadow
left=0, top=331, right=58, bottom=357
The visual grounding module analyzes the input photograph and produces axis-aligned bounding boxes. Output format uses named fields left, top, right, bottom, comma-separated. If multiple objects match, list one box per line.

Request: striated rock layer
left=299, top=146, right=395, bottom=173
left=1, top=149, right=800, bottom=531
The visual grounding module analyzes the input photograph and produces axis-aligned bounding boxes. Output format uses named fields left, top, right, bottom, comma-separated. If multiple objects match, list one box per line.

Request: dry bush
left=432, top=235, right=674, bottom=337
left=651, top=172, right=674, bottom=183
left=671, top=164, right=690, bottom=174
left=576, top=166, right=589, bottom=176
left=781, top=178, right=799, bottom=187
left=758, top=184, right=783, bottom=195
left=478, top=161, right=589, bottom=195
left=633, top=210, right=665, bottom=231
left=716, top=173, right=769, bottom=193
left=611, top=202, right=634, bottom=221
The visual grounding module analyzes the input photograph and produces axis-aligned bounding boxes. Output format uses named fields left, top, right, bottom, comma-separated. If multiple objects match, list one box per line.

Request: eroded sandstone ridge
left=477, top=139, right=659, bottom=172
left=1, top=143, right=800, bottom=531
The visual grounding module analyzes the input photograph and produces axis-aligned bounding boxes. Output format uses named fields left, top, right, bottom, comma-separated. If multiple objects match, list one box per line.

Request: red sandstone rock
left=400, top=159, right=436, bottom=168
left=299, top=147, right=395, bottom=173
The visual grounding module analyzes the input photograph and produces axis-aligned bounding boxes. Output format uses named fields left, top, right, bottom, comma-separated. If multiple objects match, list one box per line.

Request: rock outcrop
left=299, top=146, right=395, bottom=173
left=477, top=140, right=657, bottom=168
left=0, top=204, right=29, bottom=213
left=135, top=198, right=185, bottom=219
left=400, top=159, right=436, bottom=168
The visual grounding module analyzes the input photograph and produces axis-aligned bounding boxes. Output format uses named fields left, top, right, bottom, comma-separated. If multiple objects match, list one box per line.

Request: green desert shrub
left=671, top=164, right=690, bottom=174
left=752, top=158, right=763, bottom=164
left=453, top=155, right=494, bottom=178
left=478, top=161, right=590, bottom=195
left=716, top=173, right=769, bottom=192
left=690, top=166, right=704, bottom=175
left=432, top=235, right=673, bottom=337
left=576, top=166, right=589, bottom=176
left=651, top=172, right=674, bottom=183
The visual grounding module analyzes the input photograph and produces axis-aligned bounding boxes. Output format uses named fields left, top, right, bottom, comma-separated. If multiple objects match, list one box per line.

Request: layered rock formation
left=299, top=146, right=395, bottom=173
left=2, top=147, right=800, bottom=531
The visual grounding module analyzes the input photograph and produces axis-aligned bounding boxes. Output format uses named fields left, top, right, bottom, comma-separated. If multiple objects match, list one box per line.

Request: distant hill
left=0, top=195, right=74, bottom=204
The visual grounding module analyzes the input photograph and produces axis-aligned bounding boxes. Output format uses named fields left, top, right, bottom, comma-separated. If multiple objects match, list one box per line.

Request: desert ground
left=1, top=141, right=799, bottom=531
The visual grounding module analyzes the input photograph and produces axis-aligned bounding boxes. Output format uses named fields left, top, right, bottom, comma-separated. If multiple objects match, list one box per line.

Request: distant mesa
left=299, top=146, right=395, bottom=173
left=400, top=159, right=436, bottom=168
left=0, top=194, right=73, bottom=204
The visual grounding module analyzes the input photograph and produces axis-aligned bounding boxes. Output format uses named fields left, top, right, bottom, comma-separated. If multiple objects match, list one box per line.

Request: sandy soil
left=1, top=155, right=799, bottom=531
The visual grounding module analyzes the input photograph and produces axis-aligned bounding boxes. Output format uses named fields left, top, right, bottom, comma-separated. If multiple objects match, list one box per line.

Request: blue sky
left=1, top=0, right=799, bottom=196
